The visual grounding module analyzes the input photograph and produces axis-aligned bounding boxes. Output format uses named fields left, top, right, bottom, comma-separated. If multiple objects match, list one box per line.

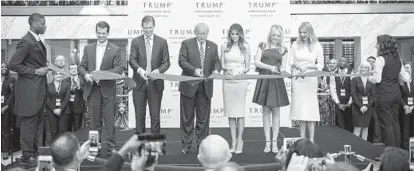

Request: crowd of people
left=1, top=11, right=413, bottom=170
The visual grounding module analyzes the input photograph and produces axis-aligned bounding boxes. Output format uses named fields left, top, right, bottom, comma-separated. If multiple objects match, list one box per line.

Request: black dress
left=252, top=43, right=289, bottom=107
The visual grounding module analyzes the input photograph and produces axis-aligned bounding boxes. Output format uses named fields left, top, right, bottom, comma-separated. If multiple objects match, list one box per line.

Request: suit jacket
left=178, top=38, right=221, bottom=99
left=63, top=76, right=86, bottom=115
left=351, top=77, right=376, bottom=114
left=46, top=81, right=71, bottom=115
left=78, top=42, right=123, bottom=100
left=1, top=75, right=15, bottom=108
left=399, top=81, right=414, bottom=106
left=129, top=34, right=170, bottom=92
left=8, top=32, right=47, bottom=116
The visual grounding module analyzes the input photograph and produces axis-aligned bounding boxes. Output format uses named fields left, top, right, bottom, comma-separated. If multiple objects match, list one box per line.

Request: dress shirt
left=71, top=76, right=80, bottom=89
left=368, top=56, right=410, bottom=84
left=145, top=34, right=154, bottom=51
left=54, top=81, right=61, bottom=93
left=29, top=30, right=40, bottom=41
left=329, top=68, right=353, bottom=105
left=95, top=41, right=108, bottom=71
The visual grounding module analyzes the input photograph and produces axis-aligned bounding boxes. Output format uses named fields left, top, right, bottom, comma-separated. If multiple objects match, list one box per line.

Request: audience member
left=50, top=132, right=90, bottom=171
left=198, top=135, right=232, bottom=171
left=214, top=162, right=245, bottom=171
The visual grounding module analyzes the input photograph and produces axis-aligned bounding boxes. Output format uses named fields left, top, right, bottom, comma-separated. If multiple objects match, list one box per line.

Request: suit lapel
left=204, top=41, right=211, bottom=69
left=193, top=38, right=201, bottom=68
left=140, top=36, right=147, bottom=64
left=28, top=32, right=46, bottom=56
left=100, top=43, right=112, bottom=70
left=151, top=35, right=159, bottom=64
left=90, top=43, right=97, bottom=71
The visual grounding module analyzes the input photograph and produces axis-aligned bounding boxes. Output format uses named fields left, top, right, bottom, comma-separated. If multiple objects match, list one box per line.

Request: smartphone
left=409, top=137, right=414, bottom=170
left=38, top=146, right=53, bottom=171
left=89, top=130, right=99, bottom=152
left=283, top=137, right=301, bottom=151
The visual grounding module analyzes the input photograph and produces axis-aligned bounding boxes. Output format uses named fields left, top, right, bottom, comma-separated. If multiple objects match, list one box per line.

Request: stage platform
left=74, top=126, right=385, bottom=171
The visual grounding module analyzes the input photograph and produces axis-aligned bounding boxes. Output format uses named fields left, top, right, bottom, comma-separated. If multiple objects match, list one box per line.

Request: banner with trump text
left=128, top=0, right=291, bottom=128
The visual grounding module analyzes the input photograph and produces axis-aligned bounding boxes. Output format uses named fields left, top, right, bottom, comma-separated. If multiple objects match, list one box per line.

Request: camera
left=89, top=130, right=99, bottom=153
left=136, top=134, right=166, bottom=168
left=38, top=147, right=53, bottom=171
left=283, top=137, right=301, bottom=151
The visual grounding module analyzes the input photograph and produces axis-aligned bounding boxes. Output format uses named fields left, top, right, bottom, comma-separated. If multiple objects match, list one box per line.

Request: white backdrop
left=127, top=0, right=292, bottom=128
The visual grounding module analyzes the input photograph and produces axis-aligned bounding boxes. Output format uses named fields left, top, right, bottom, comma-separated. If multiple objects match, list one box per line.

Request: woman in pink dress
left=288, top=22, right=324, bottom=143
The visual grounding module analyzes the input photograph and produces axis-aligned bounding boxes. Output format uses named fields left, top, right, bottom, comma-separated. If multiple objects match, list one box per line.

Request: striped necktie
left=199, top=42, right=204, bottom=69
left=146, top=37, right=152, bottom=72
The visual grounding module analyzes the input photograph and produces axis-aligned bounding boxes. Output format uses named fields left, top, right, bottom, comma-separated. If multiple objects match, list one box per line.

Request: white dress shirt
left=368, top=56, right=410, bottom=84
left=95, top=41, right=108, bottom=71
left=145, top=34, right=154, bottom=52
left=329, top=68, right=353, bottom=105
left=29, top=30, right=40, bottom=41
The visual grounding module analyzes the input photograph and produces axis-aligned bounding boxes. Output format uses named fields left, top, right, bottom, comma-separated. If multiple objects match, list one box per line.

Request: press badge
left=408, top=97, right=413, bottom=106
left=340, top=89, right=346, bottom=96
left=70, top=95, right=75, bottom=102
left=56, top=99, right=61, bottom=107
left=362, top=96, right=368, bottom=105
left=1, top=96, right=4, bottom=103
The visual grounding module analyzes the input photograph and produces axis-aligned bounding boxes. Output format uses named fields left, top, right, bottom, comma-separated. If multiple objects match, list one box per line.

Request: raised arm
left=243, top=44, right=251, bottom=73
left=368, top=57, right=384, bottom=84
left=8, top=39, right=36, bottom=76
left=178, top=41, right=197, bottom=76
left=213, top=44, right=222, bottom=73
left=78, top=46, right=89, bottom=78
left=128, top=39, right=142, bottom=72
left=155, top=39, right=171, bottom=73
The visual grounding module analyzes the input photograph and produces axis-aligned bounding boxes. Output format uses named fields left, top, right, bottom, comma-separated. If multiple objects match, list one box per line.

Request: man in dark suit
left=8, top=13, right=48, bottom=167
left=129, top=15, right=170, bottom=135
left=178, top=23, right=221, bottom=154
left=64, top=63, right=85, bottom=131
left=398, top=62, right=413, bottom=149
left=79, top=21, right=123, bottom=156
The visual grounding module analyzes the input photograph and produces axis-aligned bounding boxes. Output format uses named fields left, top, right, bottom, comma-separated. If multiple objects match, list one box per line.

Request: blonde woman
left=253, top=24, right=290, bottom=153
left=288, top=22, right=324, bottom=143
left=351, top=62, right=375, bottom=141
left=221, top=23, right=250, bottom=154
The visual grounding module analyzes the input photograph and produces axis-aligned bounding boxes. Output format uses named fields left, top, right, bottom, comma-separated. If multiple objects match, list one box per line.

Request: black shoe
left=20, top=157, right=37, bottom=168
left=181, top=148, right=190, bottom=155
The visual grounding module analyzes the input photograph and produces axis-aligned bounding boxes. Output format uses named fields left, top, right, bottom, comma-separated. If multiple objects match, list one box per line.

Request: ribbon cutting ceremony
left=1, top=0, right=414, bottom=171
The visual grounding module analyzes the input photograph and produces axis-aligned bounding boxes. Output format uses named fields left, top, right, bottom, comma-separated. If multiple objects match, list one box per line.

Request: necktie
left=146, top=37, right=152, bottom=72
left=56, top=82, right=61, bottom=95
left=199, top=42, right=205, bottom=69
left=72, top=77, right=76, bottom=90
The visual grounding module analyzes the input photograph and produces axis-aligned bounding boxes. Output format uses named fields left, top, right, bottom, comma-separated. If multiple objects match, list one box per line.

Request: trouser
left=20, top=107, right=43, bottom=159
left=399, top=106, right=411, bottom=149
left=133, top=81, right=163, bottom=135
left=47, top=111, right=70, bottom=141
left=376, top=94, right=401, bottom=147
left=180, top=84, right=211, bottom=149
left=335, top=106, right=353, bottom=132
left=88, top=84, right=116, bottom=153
left=368, top=108, right=383, bottom=143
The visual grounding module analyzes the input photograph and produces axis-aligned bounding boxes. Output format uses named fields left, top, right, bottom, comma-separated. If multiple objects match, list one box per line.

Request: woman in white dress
left=221, top=23, right=250, bottom=154
left=288, top=22, right=324, bottom=143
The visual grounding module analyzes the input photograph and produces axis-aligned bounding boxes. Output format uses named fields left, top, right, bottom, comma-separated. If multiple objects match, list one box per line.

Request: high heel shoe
left=235, top=140, right=243, bottom=154
left=272, top=140, right=279, bottom=153
left=264, top=141, right=271, bottom=153
left=229, top=142, right=236, bottom=153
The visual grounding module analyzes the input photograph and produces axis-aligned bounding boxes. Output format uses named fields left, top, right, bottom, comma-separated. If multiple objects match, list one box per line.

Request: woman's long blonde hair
left=358, top=61, right=371, bottom=74
left=295, top=22, right=319, bottom=52
left=263, top=24, right=285, bottom=54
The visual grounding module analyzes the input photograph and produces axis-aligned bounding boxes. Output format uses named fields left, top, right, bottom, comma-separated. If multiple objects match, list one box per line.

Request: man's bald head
left=198, top=135, right=231, bottom=170
left=55, top=55, right=66, bottom=68
left=51, top=132, right=80, bottom=167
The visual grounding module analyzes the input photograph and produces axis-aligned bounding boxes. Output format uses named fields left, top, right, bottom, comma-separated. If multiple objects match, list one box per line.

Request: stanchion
left=328, top=144, right=376, bottom=165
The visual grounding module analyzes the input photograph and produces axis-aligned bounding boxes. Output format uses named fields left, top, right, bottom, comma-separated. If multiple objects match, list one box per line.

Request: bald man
left=198, top=135, right=232, bottom=171
left=50, top=132, right=89, bottom=171
left=179, top=23, right=222, bottom=154
left=47, top=55, right=69, bottom=83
